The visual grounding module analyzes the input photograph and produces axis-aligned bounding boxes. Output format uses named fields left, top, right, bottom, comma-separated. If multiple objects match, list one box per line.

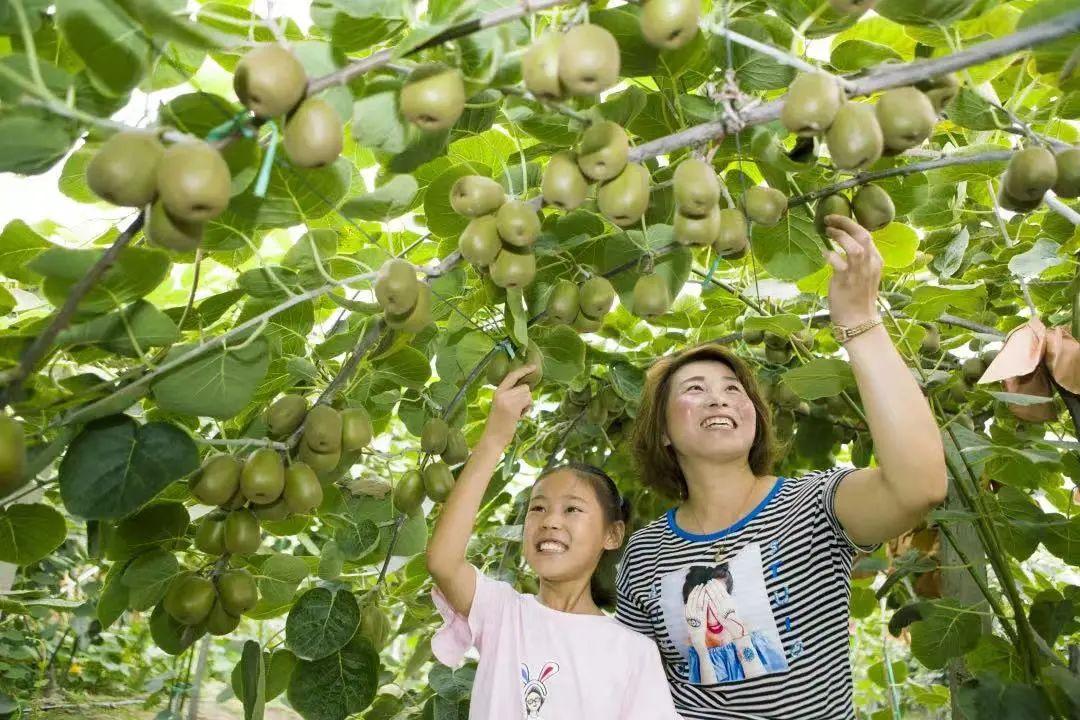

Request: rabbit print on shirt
left=521, top=662, right=559, bottom=718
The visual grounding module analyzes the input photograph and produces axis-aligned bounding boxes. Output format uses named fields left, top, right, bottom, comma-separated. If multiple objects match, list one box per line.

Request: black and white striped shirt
left=616, top=468, right=871, bottom=720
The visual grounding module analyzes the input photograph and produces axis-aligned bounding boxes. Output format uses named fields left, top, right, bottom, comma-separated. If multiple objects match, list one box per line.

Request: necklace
left=681, top=475, right=765, bottom=563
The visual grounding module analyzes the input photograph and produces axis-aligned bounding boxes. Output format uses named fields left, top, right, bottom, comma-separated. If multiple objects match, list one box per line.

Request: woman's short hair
left=630, top=342, right=776, bottom=499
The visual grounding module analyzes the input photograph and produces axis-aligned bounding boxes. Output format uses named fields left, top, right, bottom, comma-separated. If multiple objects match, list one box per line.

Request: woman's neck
left=536, top=576, right=604, bottom=615
left=676, top=454, right=769, bottom=533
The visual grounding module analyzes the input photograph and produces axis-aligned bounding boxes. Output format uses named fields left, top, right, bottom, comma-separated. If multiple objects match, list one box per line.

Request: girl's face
left=523, top=470, right=624, bottom=584
left=663, top=360, right=757, bottom=463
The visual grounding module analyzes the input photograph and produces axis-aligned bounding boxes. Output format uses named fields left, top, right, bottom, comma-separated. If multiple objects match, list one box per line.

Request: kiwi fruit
left=283, top=462, right=323, bottom=514
left=450, top=176, right=505, bottom=217
left=572, top=312, right=604, bottom=333
left=577, top=121, right=629, bottom=182
left=852, top=184, right=895, bottom=231
left=1003, top=147, right=1058, bottom=202
left=266, top=394, right=308, bottom=439
left=557, top=24, right=620, bottom=96
left=441, top=428, right=469, bottom=466
left=826, top=102, right=884, bottom=171
left=714, top=208, right=749, bottom=255
left=421, top=417, right=450, bottom=454
left=742, top=328, right=764, bottom=344
left=385, top=283, right=433, bottom=333
left=340, top=407, right=372, bottom=451
left=487, top=352, right=512, bottom=385
left=489, top=247, right=536, bottom=289
left=742, top=186, right=787, bottom=227
left=359, top=602, right=391, bottom=651
left=146, top=199, right=204, bottom=252
left=579, top=276, right=616, bottom=319
left=205, top=599, right=241, bottom=636
left=190, top=455, right=241, bottom=507
left=240, top=448, right=285, bottom=505
left=640, top=0, right=699, bottom=50
left=223, top=509, right=262, bottom=555
left=814, top=194, right=852, bottom=235
left=393, top=470, right=425, bottom=514
left=673, top=158, right=720, bottom=217
left=87, top=131, right=164, bottom=207
left=920, top=325, right=940, bottom=355
left=283, top=98, right=343, bottom=168
left=674, top=205, right=721, bottom=246
left=164, top=574, right=216, bottom=625
left=764, top=331, right=789, bottom=350
left=216, top=568, right=259, bottom=617
left=962, top=357, right=986, bottom=385
left=520, top=341, right=544, bottom=388
left=522, top=32, right=563, bottom=100
left=194, top=513, right=227, bottom=555
left=234, top=45, right=307, bottom=119
left=828, top=0, right=877, bottom=15
left=400, top=65, right=465, bottom=131
left=156, top=141, right=232, bottom=222
left=459, top=215, right=502, bottom=266
left=1053, top=148, right=1080, bottom=198
left=546, top=279, right=580, bottom=324
left=632, top=274, right=671, bottom=318
left=780, top=73, right=844, bottom=137
left=0, top=416, right=26, bottom=497
left=875, top=87, right=937, bottom=153
left=374, top=259, right=419, bottom=317
left=542, top=151, right=589, bottom=211
left=423, top=461, right=455, bottom=502
left=772, top=383, right=800, bottom=409
left=298, top=441, right=342, bottom=475
left=997, top=185, right=1042, bottom=213
left=598, top=163, right=650, bottom=227
left=915, top=74, right=960, bottom=113
left=496, top=200, right=542, bottom=248
left=303, top=405, right=343, bottom=453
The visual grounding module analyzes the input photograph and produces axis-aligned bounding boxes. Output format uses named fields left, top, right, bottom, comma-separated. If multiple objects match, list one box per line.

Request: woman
left=616, top=215, right=948, bottom=719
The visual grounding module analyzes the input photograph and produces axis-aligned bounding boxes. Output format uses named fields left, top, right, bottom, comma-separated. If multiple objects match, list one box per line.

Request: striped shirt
left=615, top=468, right=872, bottom=720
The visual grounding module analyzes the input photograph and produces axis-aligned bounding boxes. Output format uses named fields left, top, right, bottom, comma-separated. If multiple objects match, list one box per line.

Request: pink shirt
left=432, top=566, right=682, bottom=719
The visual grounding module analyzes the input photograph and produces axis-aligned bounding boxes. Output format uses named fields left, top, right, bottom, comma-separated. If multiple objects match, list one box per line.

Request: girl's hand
left=823, top=214, right=883, bottom=327
left=480, top=364, right=536, bottom=449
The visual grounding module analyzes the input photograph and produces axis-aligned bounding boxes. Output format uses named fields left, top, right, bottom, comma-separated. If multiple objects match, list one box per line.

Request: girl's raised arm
left=425, top=363, right=535, bottom=616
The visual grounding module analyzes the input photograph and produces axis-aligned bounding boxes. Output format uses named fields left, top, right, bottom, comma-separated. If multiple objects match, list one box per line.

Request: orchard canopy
left=0, top=0, right=1079, bottom=718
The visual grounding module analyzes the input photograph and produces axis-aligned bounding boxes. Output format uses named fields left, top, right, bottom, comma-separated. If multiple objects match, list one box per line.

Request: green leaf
left=311, top=0, right=407, bottom=53
left=287, top=635, right=380, bottom=720
left=335, top=518, right=380, bottom=560
left=55, top=0, right=150, bottom=96
left=425, top=164, right=492, bottom=239
left=744, top=314, right=803, bottom=337
left=782, top=359, right=856, bottom=400
left=830, top=40, right=901, bottom=72
left=105, top=502, right=190, bottom=562
left=56, top=300, right=180, bottom=357
left=29, top=245, right=171, bottom=315
left=150, top=338, right=271, bottom=419
left=249, top=553, right=310, bottom=620
left=0, top=504, right=66, bottom=566
left=241, top=640, right=266, bottom=720
left=1042, top=514, right=1080, bottom=566
left=97, top=562, right=130, bottom=629
left=905, top=283, right=987, bottom=321
left=286, top=587, right=362, bottom=661
left=120, top=547, right=180, bottom=611
left=59, top=416, right=199, bottom=520
left=873, top=223, right=919, bottom=268
left=948, top=88, right=1011, bottom=131
left=965, top=635, right=1025, bottom=684
left=436, top=331, right=496, bottom=389
left=0, top=221, right=50, bottom=283
left=876, top=0, right=978, bottom=26
left=1008, top=238, right=1064, bottom=280
left=0, top=106, right=79, bottom=175
left=531, top=325, right=586, bottom=385
left=909, top=598, right=982, bottom=669
left=342, top=175, right=419, bottom=221
left=1018, top=0, right=1080, bottom=74
left=751, top=212, right=825, bottom=281
left=712, top=19, right=797, bottom=92
left=429, top=664, right=476, bottom=702
left=505, top=288, right=529, bottom=349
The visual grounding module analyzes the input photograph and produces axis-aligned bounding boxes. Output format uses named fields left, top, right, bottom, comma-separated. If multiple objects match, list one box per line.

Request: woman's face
left=663, top=360, right=757, bottom=463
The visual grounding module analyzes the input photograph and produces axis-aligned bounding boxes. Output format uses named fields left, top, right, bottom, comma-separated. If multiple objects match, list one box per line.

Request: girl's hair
left=630, top=342, right=777, bottom=500
left=534, top=462, right=630, bottom=607
left=682, top=564, right=734, bottom=601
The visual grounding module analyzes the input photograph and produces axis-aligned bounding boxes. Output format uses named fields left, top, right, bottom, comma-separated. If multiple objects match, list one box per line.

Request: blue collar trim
left=666, top=477, right=785, bottom=542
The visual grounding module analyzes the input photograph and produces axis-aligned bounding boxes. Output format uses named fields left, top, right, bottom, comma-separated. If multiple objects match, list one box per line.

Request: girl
left=616, top=215, right=948, bottom=718
left=427, top=363, right=681, bottom=719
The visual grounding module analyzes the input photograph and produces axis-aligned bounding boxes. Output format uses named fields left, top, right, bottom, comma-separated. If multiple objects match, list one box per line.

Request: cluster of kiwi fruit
left=87, top=131, right=231, bottom=252
left=373, top=259, right=432, bottom=332
left=522, top=23, right=620, bottom=100
left=672, top=158, right=747, bottom=258
left=742, top=327, right=815, bottom=366
left=453, top=177, right=540, bottom=289
left=544, top=275, right=616, bottom=332
left=486, top=342, right=545, bottom=388
left=392, top=416, right=471, bottom=514
left=235, top=44, right=344, bottom=168
left=997, top=146, right=1080, bottom=213
left=560, top=381, right=626, bottom=427
left=400, top=64, right=467, bottom=131
left=266, top=394, right=374, bottom=473
left=0, top=416, right=26, bottom=499
left=161, top=566, right=259, bottom=636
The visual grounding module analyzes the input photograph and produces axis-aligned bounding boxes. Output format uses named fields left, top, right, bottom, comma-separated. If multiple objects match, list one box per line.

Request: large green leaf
left=751, top=212, right=825, bottom=281
left=287, top=635, right=380, bottom=720
left=782, top=359, right=856, bottom=400
left=285, top=587, right=362, bottom=661
left=531, top=325, right=586, bottom=385
left=55, top=0, right=150, bottom=96
left=56, top=300, right=179, bottom=357
left=104, top=502, right=190, bottom=562
left=0, top=504, right=67, bottom=566
left=29, top=245, right=171, bottom=315
left=120, top=547, right=181, bottom=611
left=59, top=416, right=199, bottom=520
left=909, top=598, right=982, bottom=669
left=0, top=221, right=50, bottom=283
left=876, top=0, right=978, bottom=26
left=0, top=107, right=79, bottom=175
left=150, top=338, right=271, bottom=419
left=342, top=175, right=419, bottom=221
left=248, top=553, right=310, bottom=620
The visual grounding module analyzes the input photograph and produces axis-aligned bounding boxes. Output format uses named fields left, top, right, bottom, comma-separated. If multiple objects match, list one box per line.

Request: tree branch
left=0, top=214, right=145, bottom=407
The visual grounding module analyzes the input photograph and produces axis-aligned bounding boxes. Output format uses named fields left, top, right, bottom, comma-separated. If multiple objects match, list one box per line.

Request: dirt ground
left=35, top=681, right=301, bottom=720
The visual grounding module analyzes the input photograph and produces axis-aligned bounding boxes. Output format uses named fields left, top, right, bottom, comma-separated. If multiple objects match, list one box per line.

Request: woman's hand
left=479, top=363, right=536, bottom=450
left=822, top=214, right=883, bottom=327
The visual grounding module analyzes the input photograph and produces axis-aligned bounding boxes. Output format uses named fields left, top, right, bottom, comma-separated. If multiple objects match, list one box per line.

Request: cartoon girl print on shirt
left=521, top=662, right=559, bottom=718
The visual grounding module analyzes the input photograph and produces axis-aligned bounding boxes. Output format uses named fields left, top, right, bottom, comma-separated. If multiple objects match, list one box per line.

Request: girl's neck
left=535, top=576, right=604, bottom=616
left=676, top=453, right=769, bottom=533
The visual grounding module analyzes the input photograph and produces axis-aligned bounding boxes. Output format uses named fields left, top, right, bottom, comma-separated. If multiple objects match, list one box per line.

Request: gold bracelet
left=831, top=316, right=882, bottom=344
